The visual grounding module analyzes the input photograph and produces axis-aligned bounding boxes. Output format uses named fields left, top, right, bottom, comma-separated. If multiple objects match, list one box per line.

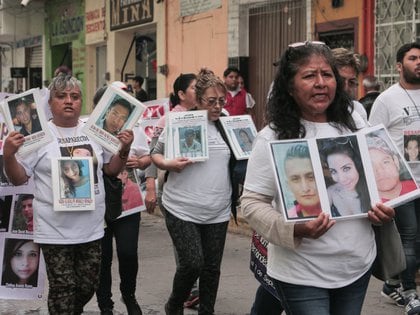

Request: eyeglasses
left=288, top=41, right=326, bottom=48
left=201, top=97, right=226, bottom=107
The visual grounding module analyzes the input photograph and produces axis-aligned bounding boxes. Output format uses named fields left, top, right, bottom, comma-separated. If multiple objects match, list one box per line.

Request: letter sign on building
left=110, top=0, right=154, bottom=31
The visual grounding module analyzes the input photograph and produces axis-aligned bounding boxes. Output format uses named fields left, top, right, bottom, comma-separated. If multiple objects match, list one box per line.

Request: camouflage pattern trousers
left=40, top=239, right=101, bottom=315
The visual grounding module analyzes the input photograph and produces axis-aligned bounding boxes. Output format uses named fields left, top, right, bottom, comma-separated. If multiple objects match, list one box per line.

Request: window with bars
left=375, top=0, right=420, bottom=87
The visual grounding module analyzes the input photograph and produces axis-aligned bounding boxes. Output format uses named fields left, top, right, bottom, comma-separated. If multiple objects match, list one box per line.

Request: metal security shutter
left=248, top=0, right=306, bottom=130
left=28, top=46, right=42, bottom=68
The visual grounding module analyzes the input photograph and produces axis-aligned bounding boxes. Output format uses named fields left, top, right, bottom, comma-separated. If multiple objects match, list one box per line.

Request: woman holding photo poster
left=241, top=41, right=395, bottom=315
left=318, top=136, right=371, bottom=217
left=3, top=74, right=133, bottom=314
left=151, top=68, right=239, bottom=315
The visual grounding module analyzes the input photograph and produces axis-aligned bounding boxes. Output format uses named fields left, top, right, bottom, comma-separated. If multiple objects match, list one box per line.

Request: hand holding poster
left=270, top=124, right=420, bottom=223
left=82, top=85, right=146, bottom=154
left=0, top=88, right=52, bottom=156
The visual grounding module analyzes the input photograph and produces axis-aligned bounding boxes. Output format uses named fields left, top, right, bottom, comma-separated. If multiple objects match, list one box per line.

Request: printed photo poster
left=0, top=236, right=46, bottom=299
left=0, top=111, right=47, bottom=300
left=11, top=194, right=34, bottom=235
left=269, top=139, right=330, bottom=223
left=82, top=85, right=146, bottom=154
left=165, top=110, right=209, bottom=161
left=403, top=129, right=420, bottom=185
left=51, top=157, right=96, bottom=211
left=138, top=98, right=170, bottom=144
left=316, top=135, right=372, bottom=219
left=361, top=125, right=420, bottom=208
left=0, top=88, right=53, bottom=156
left=219, top=115, right=257, bottom=160
left=116, top=168, right=146, bottom=219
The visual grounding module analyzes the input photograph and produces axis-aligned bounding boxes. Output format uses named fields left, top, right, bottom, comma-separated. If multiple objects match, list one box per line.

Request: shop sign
left=10, top=68, right=28, bottom=78
left=110, top=0, right=153, bottom=31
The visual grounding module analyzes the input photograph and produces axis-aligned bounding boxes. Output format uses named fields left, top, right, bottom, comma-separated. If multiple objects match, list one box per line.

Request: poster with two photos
left=270, top=124, right=420, bottom=223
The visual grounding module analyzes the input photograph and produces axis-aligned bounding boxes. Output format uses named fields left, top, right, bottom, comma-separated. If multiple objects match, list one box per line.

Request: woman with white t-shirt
left=151, top=68, right=238, bottom=315
left=3, top=74, right=133, bottom=314
left=241, top=42, right=395, bottom=315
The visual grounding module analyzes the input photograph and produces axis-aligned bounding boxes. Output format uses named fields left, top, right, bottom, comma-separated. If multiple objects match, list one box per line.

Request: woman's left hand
left=368, top=203, right=395, bottom=225
left=117, top=129, right=134, bottom=151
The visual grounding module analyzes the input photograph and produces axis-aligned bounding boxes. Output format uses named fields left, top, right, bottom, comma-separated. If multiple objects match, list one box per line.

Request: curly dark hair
left=267, top=42, right=357, bottom=140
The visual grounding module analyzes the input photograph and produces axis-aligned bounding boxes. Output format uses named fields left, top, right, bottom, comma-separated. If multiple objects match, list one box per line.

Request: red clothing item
left=122, top=179, right=143, bottom=211
left=381, top=179, right=417, bottom=202
left=225, top=88, right=247, bottom=116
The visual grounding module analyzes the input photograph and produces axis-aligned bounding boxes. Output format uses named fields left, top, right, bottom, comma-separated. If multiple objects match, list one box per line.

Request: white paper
left=0, top=88, right=53, bottom=156
left=51, top=157, right=96, bottom=211
left=165, top=110, right=209, bottom=161
left=219, top=115, right=257, bottom=160
left=82, top=85, right=146, bottom=154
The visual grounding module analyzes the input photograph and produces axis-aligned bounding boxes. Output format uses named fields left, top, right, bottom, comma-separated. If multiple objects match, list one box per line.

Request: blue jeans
left=393, top=199, right=420, bottom=291
left=96, top=212, right=141, bottom=309
left=273, top=269, right=371, bottom=315
left=250, top=284, right=283, bottom=315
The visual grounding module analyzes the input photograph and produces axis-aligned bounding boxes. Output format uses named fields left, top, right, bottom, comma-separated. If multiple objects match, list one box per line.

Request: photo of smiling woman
left=1, top=239, right=40, bottom=287
left=318, top=136, right=371, bottom=217
left=59, top=159, right=91, bottom=199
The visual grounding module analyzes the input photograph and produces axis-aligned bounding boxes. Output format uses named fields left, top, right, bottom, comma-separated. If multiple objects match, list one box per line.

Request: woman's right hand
left=4, top=131, right=24, bottom=157
left=163, top=157, right=193, bottom=173
left=293, top=213, right=335, bottom=239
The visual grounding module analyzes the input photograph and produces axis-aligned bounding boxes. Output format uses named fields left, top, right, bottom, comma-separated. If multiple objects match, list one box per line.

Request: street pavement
left=0, top=212, right=405, bottom=314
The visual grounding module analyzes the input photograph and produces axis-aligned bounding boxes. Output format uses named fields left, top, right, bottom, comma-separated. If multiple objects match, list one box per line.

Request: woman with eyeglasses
left=241, top=41, right=395, bottom=315
left=318, top=136, right=371, bottom=217
left=151, top=68, right=239, bottom=315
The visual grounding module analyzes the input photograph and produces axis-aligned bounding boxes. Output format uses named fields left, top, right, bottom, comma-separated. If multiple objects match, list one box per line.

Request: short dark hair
left=93, top=86, right=108, bottom=107
left=396, top=42, right=420, bottom=63
left=223, top=67, right=240, bottom=78
left=109, top=97, right=133, bottom=116
left=169, top=73, right=197, bottom=106
left=133, top=76, right=144, bottom=86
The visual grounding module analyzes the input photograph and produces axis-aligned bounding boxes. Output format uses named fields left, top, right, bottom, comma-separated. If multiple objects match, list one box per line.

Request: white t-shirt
left=369, top=83, right=420, bottom=182
left=161, top=121, right=232, bottom=224
left=244, top=115, right=375, bottom=288
left=130, top=124, right=149, bottom=157
left=18, top=121, right=112, bottom=244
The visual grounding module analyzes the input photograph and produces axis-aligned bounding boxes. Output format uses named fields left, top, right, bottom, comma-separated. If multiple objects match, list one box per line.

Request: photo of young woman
left=1, top=239, right=40, bottom=287
left=318, top=136, right=371, bottom=217
left=59, top=160, right=91, bottom=199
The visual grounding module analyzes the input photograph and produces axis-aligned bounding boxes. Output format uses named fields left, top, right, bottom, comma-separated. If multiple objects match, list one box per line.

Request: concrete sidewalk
left=0, top=211, right=404, bottom=314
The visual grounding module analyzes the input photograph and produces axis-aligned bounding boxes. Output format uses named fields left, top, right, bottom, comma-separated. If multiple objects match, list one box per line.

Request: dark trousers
left=96, top=212, right=140, bottom=309
left=164, top=209, right=228, bottom=315
left=393, top=199, right=420, bottom=291
left=41, top=240, right=101, bottom=315
left=250, top=284, right=283, bottom=315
